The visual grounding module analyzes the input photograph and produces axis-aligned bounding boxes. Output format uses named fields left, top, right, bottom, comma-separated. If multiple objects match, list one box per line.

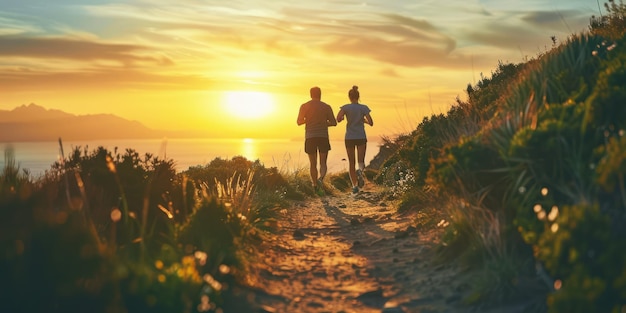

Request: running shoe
left=352, top=186, right=359, bottom=194
left=316, top=187, right=326, bottom=196
left=315, top=180, right=325, bottom=196
left=356, top=169, right=365, bottom=188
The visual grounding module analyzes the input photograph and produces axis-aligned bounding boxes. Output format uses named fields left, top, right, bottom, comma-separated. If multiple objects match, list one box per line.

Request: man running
left=297, top=86, right=337, bottom=193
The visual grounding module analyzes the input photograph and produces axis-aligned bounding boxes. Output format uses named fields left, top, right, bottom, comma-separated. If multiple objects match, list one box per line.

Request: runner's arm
left=336, top=108, right=345, bottom=123
left=297, top=105, right=306, bottom=125
left=327, top=107, right=338, bottom=126
left=364, top=113, right=373, bottom=126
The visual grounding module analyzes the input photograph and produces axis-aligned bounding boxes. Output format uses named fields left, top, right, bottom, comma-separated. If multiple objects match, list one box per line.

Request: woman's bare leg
left=346, top=145, right=357, bottom=187
left=357, top=144, right=367, bottom=171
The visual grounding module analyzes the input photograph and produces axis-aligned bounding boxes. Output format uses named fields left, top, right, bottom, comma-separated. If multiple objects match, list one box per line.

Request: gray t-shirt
left=340, top=103, right=371, bottom=140
left=298, top=99, right=335, bottom=138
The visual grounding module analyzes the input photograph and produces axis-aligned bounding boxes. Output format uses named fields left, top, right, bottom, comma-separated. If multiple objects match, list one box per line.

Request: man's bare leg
left=318, top=152, right=329, bottom=182
left=308, top=152, right=319, bottom=187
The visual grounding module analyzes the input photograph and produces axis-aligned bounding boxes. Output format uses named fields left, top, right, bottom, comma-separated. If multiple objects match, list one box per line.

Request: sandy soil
left=224, top=184, right=470, bottom=313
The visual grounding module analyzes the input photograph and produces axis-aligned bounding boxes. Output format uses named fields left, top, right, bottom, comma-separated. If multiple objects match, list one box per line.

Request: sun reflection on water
left=240, top=138, right=258, bottom=161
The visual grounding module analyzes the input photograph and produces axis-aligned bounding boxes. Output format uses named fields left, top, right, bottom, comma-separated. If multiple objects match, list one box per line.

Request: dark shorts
left=305, top=137, right=331, bottom=154
left=345, top=138, right=367, bottom=149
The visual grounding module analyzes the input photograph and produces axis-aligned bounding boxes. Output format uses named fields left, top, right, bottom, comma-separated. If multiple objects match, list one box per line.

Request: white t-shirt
left=340, top=103, right=371, bottom=140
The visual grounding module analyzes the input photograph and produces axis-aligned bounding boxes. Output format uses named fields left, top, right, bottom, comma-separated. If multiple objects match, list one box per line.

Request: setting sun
left=223, top=91, right=275, bottom=119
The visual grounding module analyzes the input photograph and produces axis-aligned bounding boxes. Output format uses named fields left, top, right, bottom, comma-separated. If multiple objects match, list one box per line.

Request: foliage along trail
left=225, top=184, right=467, bottom=313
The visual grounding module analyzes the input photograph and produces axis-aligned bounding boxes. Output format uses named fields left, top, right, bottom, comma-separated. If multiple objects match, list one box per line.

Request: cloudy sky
left=0, top=0, right=599, bottom=139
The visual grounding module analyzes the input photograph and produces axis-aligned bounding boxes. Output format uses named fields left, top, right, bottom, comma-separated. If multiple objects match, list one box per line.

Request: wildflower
left=110, top=207, right=122, bottom=222
left=106, top=155, right=116, bottom=173
left=550, top=223, right=559, bottom=233
left=537, top=210, right=546, bottom=220
left=548, top=206, right=559, bottom=221
left=155, top=260, right=164, bottom=270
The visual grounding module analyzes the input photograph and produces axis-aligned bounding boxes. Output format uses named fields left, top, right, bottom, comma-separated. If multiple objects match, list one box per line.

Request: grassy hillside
left=377, top=1, right=626, bottom=312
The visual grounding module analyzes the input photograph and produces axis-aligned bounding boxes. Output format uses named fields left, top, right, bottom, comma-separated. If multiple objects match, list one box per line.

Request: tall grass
left=0, top=140, right=294, bottom=312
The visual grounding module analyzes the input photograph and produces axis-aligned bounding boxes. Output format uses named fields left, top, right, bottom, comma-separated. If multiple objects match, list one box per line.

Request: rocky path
left=226, top=184, right=468, bottom=313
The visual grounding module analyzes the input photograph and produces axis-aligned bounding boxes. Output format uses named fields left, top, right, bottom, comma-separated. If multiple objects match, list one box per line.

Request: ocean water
left=0, top=138, right=380, bottom=178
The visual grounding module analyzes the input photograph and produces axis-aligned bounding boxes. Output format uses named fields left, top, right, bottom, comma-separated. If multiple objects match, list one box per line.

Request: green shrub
left=0, top=207, right=118, bottom=313
left=536, top=204, right=626, bottom=313
left=176, top=197, right=239, bottom=267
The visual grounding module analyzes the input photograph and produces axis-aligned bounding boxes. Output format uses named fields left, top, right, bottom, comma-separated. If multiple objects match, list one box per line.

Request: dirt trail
left=226, top=184, right=467, bottom=313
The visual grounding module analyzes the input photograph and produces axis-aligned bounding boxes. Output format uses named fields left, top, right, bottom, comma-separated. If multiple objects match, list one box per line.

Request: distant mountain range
left=0, top=103, right=186, bottom=142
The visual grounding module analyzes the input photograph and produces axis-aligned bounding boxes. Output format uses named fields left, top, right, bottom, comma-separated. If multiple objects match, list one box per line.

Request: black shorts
left=305, top=137, right=331, bottom=154
left=345, top=138, right=367, bottom=149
